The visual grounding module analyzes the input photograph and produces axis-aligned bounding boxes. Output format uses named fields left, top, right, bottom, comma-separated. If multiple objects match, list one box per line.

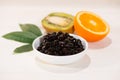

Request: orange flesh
left=80, top=13, right=106, bottom=32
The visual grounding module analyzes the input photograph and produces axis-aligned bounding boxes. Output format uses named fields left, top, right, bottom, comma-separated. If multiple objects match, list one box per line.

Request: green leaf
left=14, top=44, right=33, bottom=53
left=20, top=24, right=42, bottom=36
left=2, top=31, right=37, bottom=44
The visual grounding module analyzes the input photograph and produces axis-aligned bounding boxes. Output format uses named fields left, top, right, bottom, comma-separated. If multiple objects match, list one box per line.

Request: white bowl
left=32, top=34, right=88, bottom=64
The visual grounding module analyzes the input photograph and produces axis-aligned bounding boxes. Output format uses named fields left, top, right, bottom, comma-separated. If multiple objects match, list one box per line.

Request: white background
left=0, top=0, right=120, bottom=80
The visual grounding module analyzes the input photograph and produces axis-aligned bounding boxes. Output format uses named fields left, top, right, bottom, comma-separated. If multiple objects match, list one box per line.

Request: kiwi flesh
left=41, top=12, right=74, bottom=33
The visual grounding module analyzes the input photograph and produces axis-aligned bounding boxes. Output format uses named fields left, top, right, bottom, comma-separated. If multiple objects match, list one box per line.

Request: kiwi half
left=41, top=12, right=74, bottom=33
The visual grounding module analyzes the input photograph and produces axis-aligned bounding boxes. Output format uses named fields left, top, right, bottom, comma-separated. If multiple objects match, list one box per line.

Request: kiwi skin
left=41, top=12, right=74, bottom=33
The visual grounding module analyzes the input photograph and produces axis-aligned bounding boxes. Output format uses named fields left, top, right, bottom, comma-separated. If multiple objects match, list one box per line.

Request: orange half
left=74, top=11, right=110, bottom=42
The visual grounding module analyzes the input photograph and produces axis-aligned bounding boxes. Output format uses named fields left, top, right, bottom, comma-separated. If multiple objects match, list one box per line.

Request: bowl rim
left=32, top=33, right=88, bottom=57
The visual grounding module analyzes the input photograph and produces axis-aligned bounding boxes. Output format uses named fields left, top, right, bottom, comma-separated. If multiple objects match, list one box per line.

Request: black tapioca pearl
left=64, top=38, right=71, bottom=43
left=57, top=31, right=63, bottom=36
left=59, top=41, right=65, bottom=47
left=65, top=43, right=74, bottom=48
left=42, top=46, right=46, bottom=50
left=58, top=34, right=65, bottom=41
left=64, top=33, right=69, bottom=38
left=53, top=40, right=59, bottom=45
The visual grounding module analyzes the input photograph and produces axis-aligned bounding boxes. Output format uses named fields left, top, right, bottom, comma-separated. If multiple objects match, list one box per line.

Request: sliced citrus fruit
left=74, top=11, right=110, bottom=42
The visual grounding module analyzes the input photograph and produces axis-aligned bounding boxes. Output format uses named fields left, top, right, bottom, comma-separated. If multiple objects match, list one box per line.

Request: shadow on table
left=88, top=37, right=112, bottom=49
left=35, top=54, right=91, bottom=73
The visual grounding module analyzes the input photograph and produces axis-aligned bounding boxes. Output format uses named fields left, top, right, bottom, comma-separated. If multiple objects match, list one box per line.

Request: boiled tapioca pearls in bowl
left=32, top=31, right=88, bottom=64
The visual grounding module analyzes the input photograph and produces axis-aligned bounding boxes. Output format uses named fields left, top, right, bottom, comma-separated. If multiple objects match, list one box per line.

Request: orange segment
left=74, top=11, right=110, bottom=42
